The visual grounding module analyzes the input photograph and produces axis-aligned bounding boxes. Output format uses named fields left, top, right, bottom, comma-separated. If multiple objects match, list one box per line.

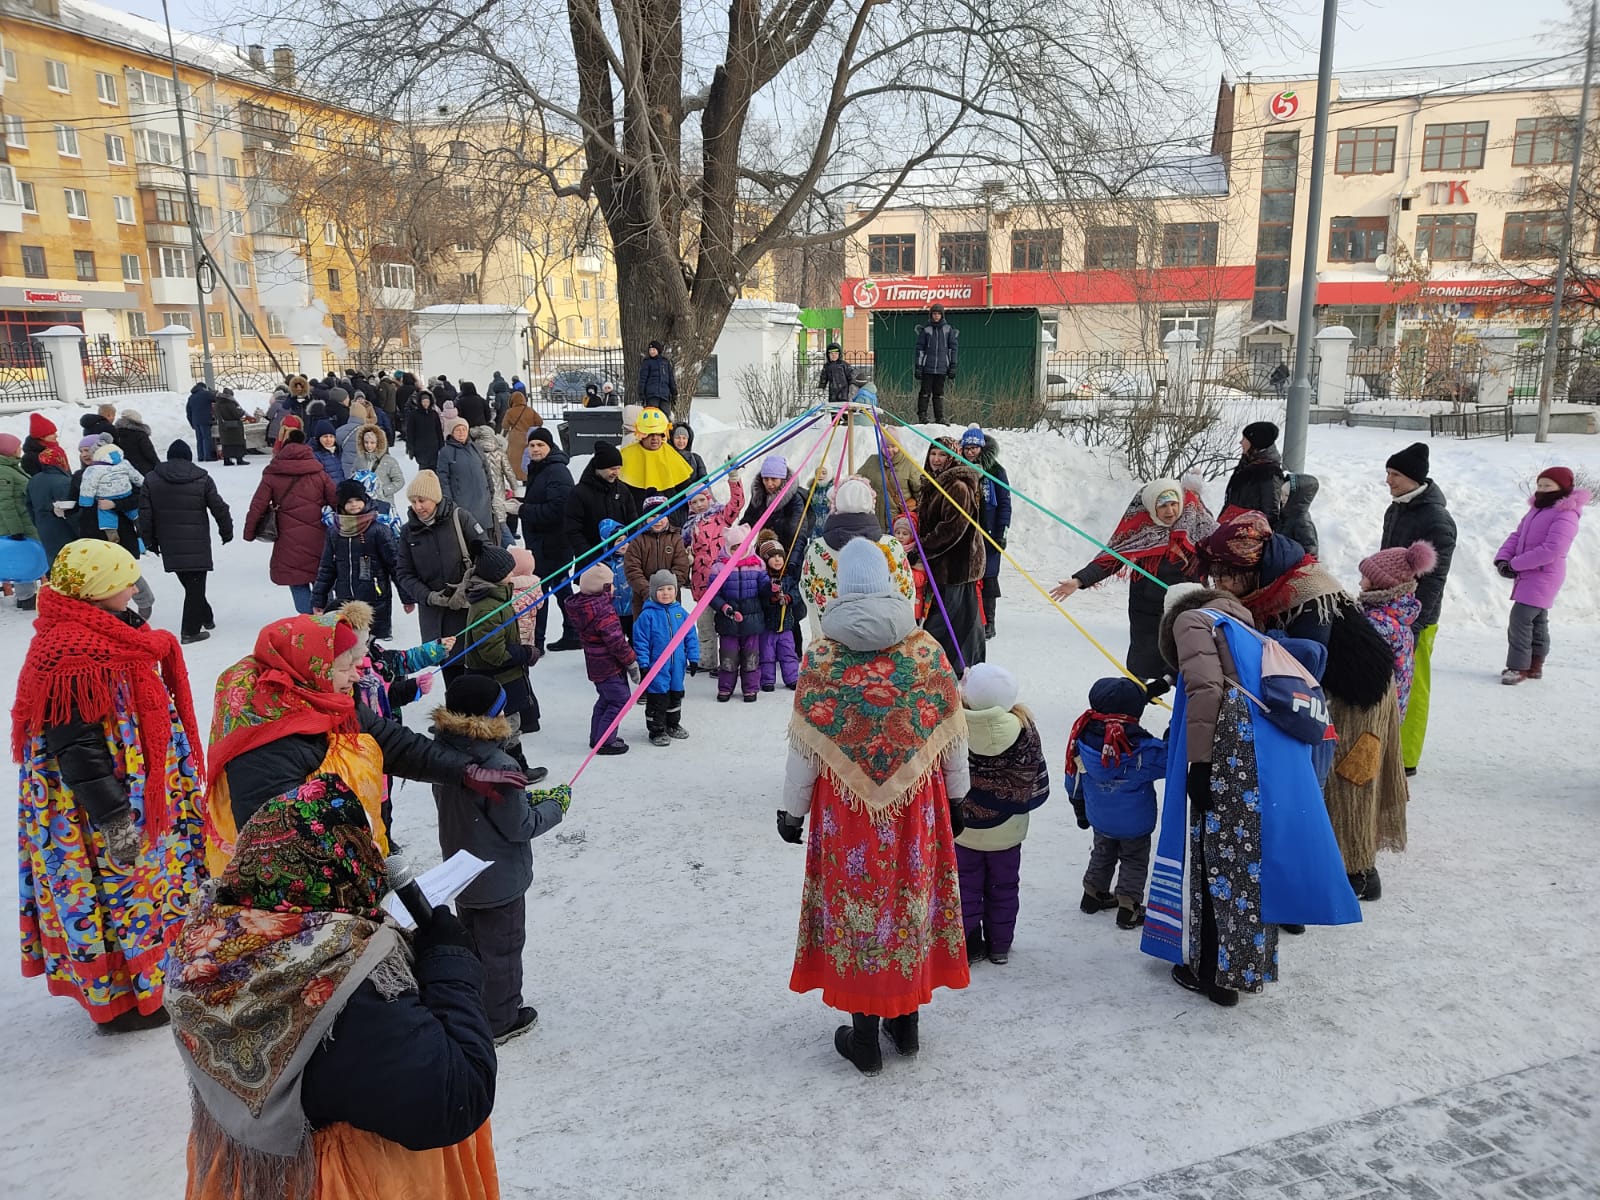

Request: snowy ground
left=1, top=402, right=1597, bottom=1198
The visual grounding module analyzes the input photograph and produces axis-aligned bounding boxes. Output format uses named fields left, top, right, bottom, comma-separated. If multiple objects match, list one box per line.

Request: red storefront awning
left=1314, top=276, right=1599, bottom=307
left=842, top=266, right=1256, bottom=311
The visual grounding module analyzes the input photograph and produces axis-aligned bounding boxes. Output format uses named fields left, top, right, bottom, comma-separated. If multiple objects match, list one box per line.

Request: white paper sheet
left=382, top=850, right=494, bottom=930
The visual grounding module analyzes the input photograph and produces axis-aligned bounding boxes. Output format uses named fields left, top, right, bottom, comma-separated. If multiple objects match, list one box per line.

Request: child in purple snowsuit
left=565, top=560, right=640, bottom=753
left=1066, top=676, right=1166, bottom=931
left=1494, top=467, right=1588, bottom=684
left=1357, top=540, right=1436, bottom=719
left=711, top=524, right=766, bottom=702
left=757, top=532, right=804, bottom=691
left=955, top=663, right=1050, bottom=965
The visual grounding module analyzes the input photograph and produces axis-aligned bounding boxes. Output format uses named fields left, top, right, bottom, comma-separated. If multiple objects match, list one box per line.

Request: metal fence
left=1345, top=344, right=1484, bottom=406
left=198, top=351, right=295, bottom=393
left=1192, top=349, right=1291, bottom=398
left=1508, top=344, right=1600, bottom=405
left=797, top=349, right=875, bottom=391
left=0, top=340, right=57, bottom=412
left=83, top=339, right=164, bottom=397
left=324, top=347, right=425, bottom=378
left=1045, top=351, right=1166, bottom=403
left=1430, top=404, right=1513, bottom=440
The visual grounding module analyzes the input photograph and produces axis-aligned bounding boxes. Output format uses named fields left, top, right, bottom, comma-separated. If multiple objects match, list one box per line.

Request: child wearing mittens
left=954, top=663, right=1050, bottom=965
left=711, top=524, right=767, bottom=702
left=1066, top=677, right=1167, bottom=929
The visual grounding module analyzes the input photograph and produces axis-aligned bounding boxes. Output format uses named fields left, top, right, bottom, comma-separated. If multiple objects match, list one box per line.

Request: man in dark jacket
left=636, top=342, right=677, bottom=412
left=564, top=441, right=639, bottom=579
left=395, top=469, right=487, bottom=660
left=487, top=371, right=512, bottom=429
left=186, top=383, right=217, bottom=462
left=1222, top=420, right=1284, bottom=524
left=918, top=437, right=986, bottom=668
left=139, top=439, right=232, bottom=643
left=519, top=428, right=577, bottom=650
left=1379, top=441, right=1456, bottom=775
left=914, top=304, right=959, bottom=422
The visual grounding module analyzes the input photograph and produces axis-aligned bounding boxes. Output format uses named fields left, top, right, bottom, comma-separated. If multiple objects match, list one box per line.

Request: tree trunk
left=612, top=238, right=733, bottom=418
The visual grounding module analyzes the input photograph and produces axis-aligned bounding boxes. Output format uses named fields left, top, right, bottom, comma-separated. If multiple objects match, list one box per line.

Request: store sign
left=1268, top=90, right=1300, bottom=121
left=1424, top=181, right=1470, bottom=206
left=23, top=290, right=84, bottom=305
left=846, top=276, right=983, bottom=309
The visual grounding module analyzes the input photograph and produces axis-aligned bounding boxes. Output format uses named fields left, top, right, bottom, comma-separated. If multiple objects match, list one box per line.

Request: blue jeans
left=192, top=424, right=215, bottom=462
left=289, top=583, right=314, bottom=614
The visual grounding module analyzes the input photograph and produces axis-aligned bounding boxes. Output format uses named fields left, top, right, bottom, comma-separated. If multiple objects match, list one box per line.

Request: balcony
left=574, top=254, right=603, bottom=274
left=150, top=276, right=195, bottom=305
left=144, top=222, right=194, bottom=246
left=136, top=161, right=187, bottom=191
left=373, top=286, right=415, bottom=310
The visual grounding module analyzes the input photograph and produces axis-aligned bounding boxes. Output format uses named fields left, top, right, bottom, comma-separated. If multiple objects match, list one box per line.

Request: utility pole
left=1282, top=0, right=1339, bottom=474
left=160, top=0, right=215, bottom=389
left=1535, top=0, right=1596, bottom=443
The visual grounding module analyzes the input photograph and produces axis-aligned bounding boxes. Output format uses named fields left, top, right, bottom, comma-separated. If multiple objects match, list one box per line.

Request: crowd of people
left=3, top=360, right=1590, bottom=1188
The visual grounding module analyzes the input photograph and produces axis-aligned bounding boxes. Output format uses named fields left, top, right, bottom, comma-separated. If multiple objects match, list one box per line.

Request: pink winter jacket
left=1495, top=489, right=1588, bottom=609
left=682, top=476, right=745, bottom=599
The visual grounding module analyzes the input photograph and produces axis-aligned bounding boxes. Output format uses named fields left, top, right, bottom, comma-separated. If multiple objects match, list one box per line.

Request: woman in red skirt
left=777, top=537, right=971, bottom=1075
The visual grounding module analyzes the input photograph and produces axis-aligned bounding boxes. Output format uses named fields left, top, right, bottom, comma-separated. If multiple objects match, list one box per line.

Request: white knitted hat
left=961, top=662, right=1018, bottom=712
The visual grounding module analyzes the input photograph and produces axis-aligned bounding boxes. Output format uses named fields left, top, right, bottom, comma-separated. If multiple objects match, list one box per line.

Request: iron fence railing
left=196, top=351, right=295, bottom=393
left=0, top=340, right=58, bottom=411
left=1346, top=345, right=1484, bottom=405
left=1430, top=403, right=1513, bottom=440
left=1192, top=349, right=1291, bottom=398
left=1045, top=351, right=1165, bottom=403
left=83, top=339, right=164, bottom=397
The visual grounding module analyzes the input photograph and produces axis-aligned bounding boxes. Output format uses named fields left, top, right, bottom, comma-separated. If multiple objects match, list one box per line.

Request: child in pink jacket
left=508, top=546, right=544, bottom=650
left=1495, top=467, right=1588, bottom=684
left=681, top=472, right=744, bottom=679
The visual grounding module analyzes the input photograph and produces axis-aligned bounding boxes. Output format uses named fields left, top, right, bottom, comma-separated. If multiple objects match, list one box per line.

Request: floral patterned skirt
left=789, top=772, right=969, bottom=1017
left=1187, top=688, right=1278, bottom=993
left=17, top=704, right=206, bottom=1022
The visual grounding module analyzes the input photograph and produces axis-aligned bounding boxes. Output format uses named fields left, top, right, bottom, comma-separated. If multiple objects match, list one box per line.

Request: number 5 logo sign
left=1269, top=90, right=1300, bottom=121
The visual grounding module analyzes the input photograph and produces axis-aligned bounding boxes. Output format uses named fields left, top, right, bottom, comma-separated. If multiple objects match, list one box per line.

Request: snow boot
left=667, top=726, right=690, bottom=740
left=1170, top=963, right=1238, bottom=1008
left=493, top=1006, right=539, bottom=1045
left=17, top=593, right=37, bottom=611
left=834, top=1013, right=882, bottom=1075
left=548, top=636, right=582, bottom=652
left=181, top=630, right=210, bottom=645
left=965, top=930, right=986, bottom=964
left=717, top=691, right=732, bottom=703
left=882, top=1012, right=920, bottom=1057
left=987, top=946, right=1010, bottom=965
left=595, top=741, right=629, bottom=756
left=1279, top=924, right=1306, bottom=935
left=743, top=693, right=758, bottom=703
left=1116, top=900, right=1145, bottom=930
left=649, top=733, right=671, bottom=747
left=1360, top=866, right=1381, bottom=901
left=97, top=1006, right=171, bottom=1034
left=1501, top=668, right=1531, bottom=685
left=1529, top=655, right=1545, bottom=679
left=1080, top=888, right=1118, bottom=915
left=984, top=621, right=996, bottom=640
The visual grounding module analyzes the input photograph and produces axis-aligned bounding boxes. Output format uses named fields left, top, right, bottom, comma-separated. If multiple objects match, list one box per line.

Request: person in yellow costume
left=618, top=406, right=695, bottom=514
left=204, top=601, right=525, bottom=874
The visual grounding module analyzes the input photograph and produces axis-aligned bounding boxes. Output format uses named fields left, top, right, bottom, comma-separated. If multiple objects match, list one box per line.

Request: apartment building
left=840, top=58, right=1593, bottom=357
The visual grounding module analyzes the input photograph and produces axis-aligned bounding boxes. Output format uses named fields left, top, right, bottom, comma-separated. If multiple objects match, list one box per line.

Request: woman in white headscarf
left=798, top=474, right=914, bottom=644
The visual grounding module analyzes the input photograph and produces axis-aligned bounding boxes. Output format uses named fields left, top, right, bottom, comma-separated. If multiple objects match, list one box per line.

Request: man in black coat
left=455, top=382, right=492, bottom=429
left=914, top=303, right=959, bottom=422
left=564, top=441, right=639, bottom=570
left=636, top=342, right=677, bottom=412
left=519, top=428, right=577, bottom=650
left=186, top=383, right=217, bottom=462
left=1379, top=441, right=1457, bottom=775
left=139, top=439, right=232, bottom=643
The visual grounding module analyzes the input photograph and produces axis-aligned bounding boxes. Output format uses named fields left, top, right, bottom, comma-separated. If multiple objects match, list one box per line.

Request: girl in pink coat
left=681, top=473, right=744, bottom=679
left=1494, top=467, right=1588, bottom=684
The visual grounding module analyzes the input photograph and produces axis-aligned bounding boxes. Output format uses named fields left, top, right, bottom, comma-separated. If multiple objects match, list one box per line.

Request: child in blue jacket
left=631, top=569, right=700, bottom=746
left=598, top=517, right=635, bottom=637
left=1066, top=677, right=1167, bottom=929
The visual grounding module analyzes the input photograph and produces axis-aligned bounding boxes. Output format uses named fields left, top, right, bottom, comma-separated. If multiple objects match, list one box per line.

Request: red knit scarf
left=11, top=586, right=203, bottom=836
left=1064, top=710, right=1136, bottom=776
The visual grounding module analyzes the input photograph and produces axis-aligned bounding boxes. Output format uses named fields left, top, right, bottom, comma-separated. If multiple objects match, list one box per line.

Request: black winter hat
left=166, top=439, right=193, bottom=462
left=474, top=544, right=516, bottom=584
left=527, top=426, right=557, bottom=449
left=591, top=441, right=623, bottom=470
left=1242, top=421, right=1279, bottom=450
left=648, top=340, right=664, bottom=353
left=1089, top=677, right=1148, bottom=721
left=445, top=673, right=506, bottom=718
left=336, top=478, right=369, bottom=507
left=1386, top=442, right=1430, bottom=485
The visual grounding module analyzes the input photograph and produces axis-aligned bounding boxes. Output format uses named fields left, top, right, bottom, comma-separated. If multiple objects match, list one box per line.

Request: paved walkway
left=1083, top=1052, right=1598, bottom=1200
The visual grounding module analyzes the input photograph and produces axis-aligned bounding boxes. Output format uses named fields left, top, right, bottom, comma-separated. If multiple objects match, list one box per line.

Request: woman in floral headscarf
left=169, top=774, right=500, bottom=1199
left=11, top=538, right=206, bottom=1030
left=778, top=538, right=970, bottom=1075
left=205, top=603, right=521, bottom=874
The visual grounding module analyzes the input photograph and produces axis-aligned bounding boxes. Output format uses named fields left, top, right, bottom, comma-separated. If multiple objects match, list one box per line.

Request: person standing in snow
left=780, top=537, right=970, bottom=1073
left=914, top=304, right=959, bottom=423
left=817, top=342, right=855, bottom=404
left=798, top=475, right=914, bottom=644
left=186, top=382, right=217, bottom=463
left=245, top=432, right=339, bottom=615
left=1494, top=467, right=1588, bottom=685
left=436, top=417, right=496, bottom=536
left=138, top=439, right=233, bottom=645
left=1379, top=442, right=1456, bottom=774
left=636, top=341, right=678, bottom=413
left=1357, top=541, right=1436, bottom=720
left=916, top=437, right=986, bottom=671
left=959, top=424, right=1010, bottom=638
left=1277, top=471, right=1319, bottom=558
left=488, top=370, right=513, bottom=429
left=1221, top=420, right=1284, bottom=523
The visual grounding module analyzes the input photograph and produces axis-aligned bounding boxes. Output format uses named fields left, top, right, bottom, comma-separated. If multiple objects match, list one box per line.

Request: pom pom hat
left=1359, top=542, right=1438, bottom=591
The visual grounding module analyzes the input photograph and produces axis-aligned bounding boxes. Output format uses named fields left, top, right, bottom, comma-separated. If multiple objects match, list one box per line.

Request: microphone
left=384, top=853, right=434, bottom=931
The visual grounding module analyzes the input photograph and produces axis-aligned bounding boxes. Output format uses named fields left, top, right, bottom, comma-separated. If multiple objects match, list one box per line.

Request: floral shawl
left=962, top=718, right=1050, bottom=829
left=789, top=628, right=965, bottom=816
left=1242, top=553, right=1347, bottom=632
left=167, top=775, right=411, bottom=1196
left=1084, top=487, right=1215, bottom=580
left=11, top=586, right=203, bottom=835
left=209, top=612, right=365, bottom=784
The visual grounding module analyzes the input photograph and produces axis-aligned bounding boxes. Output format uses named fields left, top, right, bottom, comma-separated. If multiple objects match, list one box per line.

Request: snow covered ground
left=1, top=401, right=1597, bottom=1198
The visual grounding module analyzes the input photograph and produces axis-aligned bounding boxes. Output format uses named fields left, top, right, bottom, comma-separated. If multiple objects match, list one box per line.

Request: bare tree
left=254, top=0, right=1280, bottom=411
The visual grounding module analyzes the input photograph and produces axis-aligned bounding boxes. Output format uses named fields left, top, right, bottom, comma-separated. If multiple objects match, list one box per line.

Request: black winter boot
left=1347, top=870, right=1368, bottom=899
left=1360, top=866, right=1381, bottom=901
left=1080, top=889, right=1117, bottom=915
left=882, top=1011, right=920, bottom=1057
left=834, top=1013, right=882, bottom=1075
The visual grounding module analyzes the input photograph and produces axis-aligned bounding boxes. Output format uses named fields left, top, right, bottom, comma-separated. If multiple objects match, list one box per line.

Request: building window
left=114, top=195, right=135, bottom=224
left=937, top=232, right=989, bottom=274
left=191, top=151, right=208, bottom=176
left=1414, top=213, right=1476, bottom=261
left=455, top=238, right=476, bottom=252
left=1502, top=211, right=1563, bottom=259
left=45, top=59, right=69, bottom=92
left=1161, top=222, right=1219, bottom=267
left=135, top=128, right=181, bottom=165
left=55, top=125, right=81, bottom=158
left=195, top=206, right=214, bottom=232
left=2, top=49, right=15, bottom=81
left=155, top=246, right=193, bottom=278
left=314, top=126, right=329, bottom=151
left=223, top=156, right=239, bottom=179
left=562, top=277, right=574, bottom=298
left=225, top=210, right=245, bottom=235
left=267, top=313, right=286, bottom=337
left=0, top=167, right=15, bottom=204
left=327, top=268, right=342, bottom=292
left=1084, top=225, right=1138, bottom=270
left=566, top=318, right=578, bottom=340
left=1320, top=306, right=1385, bottom=348
left=599, top=318, right=609, bottom=339
left=208, top=311, right=226, bottom=338
left=330, top=313, right=348, bottom=338
left=448, top=141, right=469, bottom=168
left=324, top=221, right=338, bottom=246
left=580, top=279, right=591, bottom=300
left=379, top=263, right=415, bottom=290
left=128, top=70, right=178, bottom=105
left=1010, top=229, right=1062, bottom=271
left=21, top=245, right=47, bottom=277
left=1253, top=130, right=1300, bottom=321
left=154, top=191, right=187, bottom=224
left=597, top=280, right=607, bottom=300
left=238, top=313, right=256, bottom=337
left=64, top=188, right=90, bottom=220
left=1421, top=121, right=1488, bottom=171
left=73, top=251, right=97, bottom=281
left=461, top=271, right=479, bottom=292
left=105, top=133, right=127, bottom=165
left=164, top=311, right=194, bottom=330
left=1512, top=116, right=1575, bottom=166
left=867, top=233, right=916, bottom=274
left=1335, top=126, right=1397, bottom=175
left=583, top=318, right=594, bottom=339
left=127, top=311, right=148, bottom=337
left=95, top=71, right=119, bottom=104
left=231, top=261, right=251, bottom=287
left=1328, top=216, right=1388, bottom=262
left=1158, top=308, right=1214, bottom=350
left=3, top=114, right=25, bottom=148
left=20, top=181, right=36, bottom=213
left=122, top=253, right=143, bottom=282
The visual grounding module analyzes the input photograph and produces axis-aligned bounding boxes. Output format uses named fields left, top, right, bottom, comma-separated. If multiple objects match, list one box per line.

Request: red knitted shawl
left=11, top=586, right=203, bottom=836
